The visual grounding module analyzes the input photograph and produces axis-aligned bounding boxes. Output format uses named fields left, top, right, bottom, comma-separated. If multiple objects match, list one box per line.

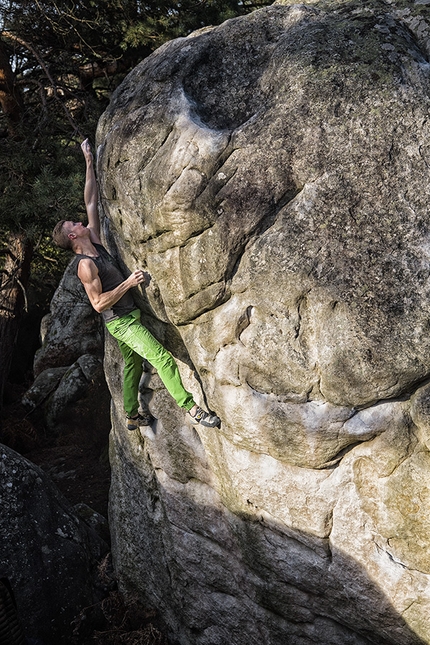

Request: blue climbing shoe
left=188, top=406, right=220, bottom=428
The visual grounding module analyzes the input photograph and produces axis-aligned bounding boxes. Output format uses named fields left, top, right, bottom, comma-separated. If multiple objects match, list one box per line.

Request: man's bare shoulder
left=77, top=256, right=99, bottom=282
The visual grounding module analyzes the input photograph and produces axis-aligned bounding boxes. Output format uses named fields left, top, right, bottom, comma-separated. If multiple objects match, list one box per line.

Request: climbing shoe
left=188, top=406, right=220, bottom=428
left=126, top=412, right=153, bottom=431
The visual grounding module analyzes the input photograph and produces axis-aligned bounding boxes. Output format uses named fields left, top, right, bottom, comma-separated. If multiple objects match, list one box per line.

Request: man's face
left=64, top=220, right=89, bottom=240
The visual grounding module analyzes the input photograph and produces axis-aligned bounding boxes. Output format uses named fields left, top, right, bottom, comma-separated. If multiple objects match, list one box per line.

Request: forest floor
left=1, top=383, right=169, bottom=645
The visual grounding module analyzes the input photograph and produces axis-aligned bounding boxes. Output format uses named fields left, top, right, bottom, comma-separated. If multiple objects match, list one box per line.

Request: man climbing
left=52, top=139, right=220, bottom=431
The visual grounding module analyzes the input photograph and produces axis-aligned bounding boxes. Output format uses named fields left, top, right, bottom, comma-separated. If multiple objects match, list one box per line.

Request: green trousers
left=106, top=309, right=195, bottom=417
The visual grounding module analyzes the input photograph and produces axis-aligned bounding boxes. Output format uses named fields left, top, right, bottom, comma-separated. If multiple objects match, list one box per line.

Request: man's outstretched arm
left=81, top=138, right=102, bottom=244
left=78, top=258, right=147, bottom=313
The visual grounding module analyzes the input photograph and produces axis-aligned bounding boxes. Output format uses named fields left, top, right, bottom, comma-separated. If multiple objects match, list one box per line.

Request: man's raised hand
left=127, top=270, right=147, bottom=288
left=81, top=138, right=93, bottom=163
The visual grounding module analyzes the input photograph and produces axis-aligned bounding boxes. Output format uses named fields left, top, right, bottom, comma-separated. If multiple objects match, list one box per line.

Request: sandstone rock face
left=0, top=444, right=108, bottom=644
left=97, top=1, right=430, bottom=643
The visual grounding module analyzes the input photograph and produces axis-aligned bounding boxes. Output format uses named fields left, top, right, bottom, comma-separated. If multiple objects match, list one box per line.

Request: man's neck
left=73, top=239, right=100, bottom=256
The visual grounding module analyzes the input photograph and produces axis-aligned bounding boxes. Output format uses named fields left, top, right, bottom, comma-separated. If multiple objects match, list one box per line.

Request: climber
left=52, top=139, right=220, bottom=431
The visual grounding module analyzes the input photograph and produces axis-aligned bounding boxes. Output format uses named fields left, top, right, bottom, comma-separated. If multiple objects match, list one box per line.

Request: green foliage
left=0, top=138, right=85, bottom=238
left=120, top=0, right=253, bottom=48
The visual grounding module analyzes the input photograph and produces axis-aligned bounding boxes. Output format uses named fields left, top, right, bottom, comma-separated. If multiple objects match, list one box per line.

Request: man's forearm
left=92, top=278, right=133, bottom=313
left=81, top=138, right=100, bottom=236
left=84, top=160, right=98, bottom=216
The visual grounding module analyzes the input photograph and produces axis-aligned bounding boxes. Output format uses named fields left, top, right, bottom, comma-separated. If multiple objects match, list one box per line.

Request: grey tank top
left=77, top=243, right=136, bottom=323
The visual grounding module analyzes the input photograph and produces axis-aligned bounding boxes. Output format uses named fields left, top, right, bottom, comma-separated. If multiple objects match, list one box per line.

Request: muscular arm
left=77, top=258, right=146, bottom=314
left=81, top=139, right=102, bottom=245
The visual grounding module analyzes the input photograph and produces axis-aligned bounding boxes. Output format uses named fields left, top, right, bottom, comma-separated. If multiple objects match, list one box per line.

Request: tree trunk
left=0, top=39, right=23, bottom=137
left=0, top=37, right=29, bottom=409
left=0, top=233, right=33, bottom=408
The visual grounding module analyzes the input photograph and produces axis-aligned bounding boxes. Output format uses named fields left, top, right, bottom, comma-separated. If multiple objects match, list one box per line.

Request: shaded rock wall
left=24, top=258, right=110, bottom=438
left=0, top=444, right=108, bottom=644
left=97, top=1, right=430, bottom=643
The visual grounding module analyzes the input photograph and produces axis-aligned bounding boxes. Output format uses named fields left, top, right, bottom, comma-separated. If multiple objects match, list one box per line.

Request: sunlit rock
left=97, top=1, right=430, bottom=643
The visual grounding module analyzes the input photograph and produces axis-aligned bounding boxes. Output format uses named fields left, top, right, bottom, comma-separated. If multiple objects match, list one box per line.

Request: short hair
left=52, top=220, right=72, bottom=250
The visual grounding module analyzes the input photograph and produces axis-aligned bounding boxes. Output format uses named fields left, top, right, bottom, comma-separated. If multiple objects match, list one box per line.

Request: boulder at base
left=0, top=444, right=108, bottom=644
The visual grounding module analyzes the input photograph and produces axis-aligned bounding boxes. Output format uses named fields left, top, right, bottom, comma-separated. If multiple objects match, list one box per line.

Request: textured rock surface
left=97, top=1, right=430, bottom=643
left=34, top=257, right=103, bottom=376
left=24, top=258, right=110, bottom=436
left=0, top=444, right=108, bottom=644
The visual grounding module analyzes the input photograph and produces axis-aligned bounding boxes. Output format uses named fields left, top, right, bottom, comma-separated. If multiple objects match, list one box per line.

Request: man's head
left=52, top=220, right=87, bottom=250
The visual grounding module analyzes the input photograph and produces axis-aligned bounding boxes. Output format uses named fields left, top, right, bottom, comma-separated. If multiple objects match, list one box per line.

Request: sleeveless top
left=76, top=243, right=136, bottom=323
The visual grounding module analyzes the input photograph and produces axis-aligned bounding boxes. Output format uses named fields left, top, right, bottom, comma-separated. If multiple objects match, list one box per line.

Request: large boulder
left=96, top=1, right=430, bottom=643
left=0, top=444, right=108, bottom=644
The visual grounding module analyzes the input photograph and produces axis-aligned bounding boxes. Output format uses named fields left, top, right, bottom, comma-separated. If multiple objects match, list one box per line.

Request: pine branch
left=2, top=30, right=86, bottom=138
